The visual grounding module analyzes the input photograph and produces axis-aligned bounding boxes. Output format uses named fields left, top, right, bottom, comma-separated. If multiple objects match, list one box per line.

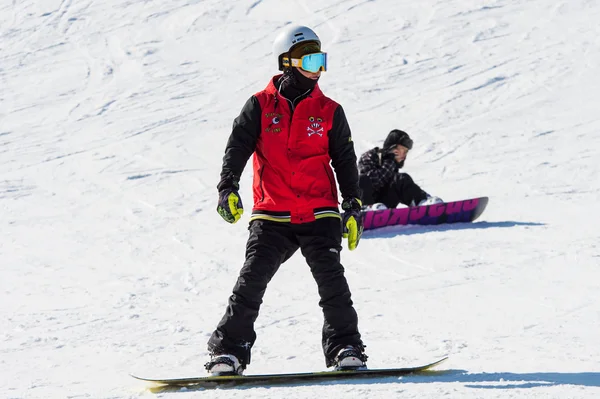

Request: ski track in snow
left=2, top=0, right=600, bottom=398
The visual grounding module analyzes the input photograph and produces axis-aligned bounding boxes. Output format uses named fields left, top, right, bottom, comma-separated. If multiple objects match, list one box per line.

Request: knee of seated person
left=395, top=172, right=414, bottom=183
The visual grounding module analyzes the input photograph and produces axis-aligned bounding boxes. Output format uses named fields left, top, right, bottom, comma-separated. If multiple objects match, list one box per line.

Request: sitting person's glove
left=381, top=149, right=397, bottom=163
left=341, top=197, right=364, bottom=251
left=381, top=145, right=405, bottom=168
left=418, top=195, right=444, bottom=206
left=217, top=187, right=244, bottom=223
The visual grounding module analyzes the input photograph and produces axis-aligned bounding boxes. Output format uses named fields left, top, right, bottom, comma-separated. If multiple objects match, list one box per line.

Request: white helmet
left=273, top=25, right=321, bottom=71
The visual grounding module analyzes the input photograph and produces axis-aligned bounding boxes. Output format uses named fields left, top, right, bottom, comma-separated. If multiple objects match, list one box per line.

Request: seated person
left=358, top=129, right=442, bottom=209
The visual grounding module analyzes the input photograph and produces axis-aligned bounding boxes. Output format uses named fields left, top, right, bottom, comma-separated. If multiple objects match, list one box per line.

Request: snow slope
left=2, top=0, right=599, bottom=398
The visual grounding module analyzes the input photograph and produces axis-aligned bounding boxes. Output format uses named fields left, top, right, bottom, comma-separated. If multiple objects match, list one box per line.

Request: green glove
left=341, top=197, right=364, bottom=251
left=217, top=189, right=244, bottom=223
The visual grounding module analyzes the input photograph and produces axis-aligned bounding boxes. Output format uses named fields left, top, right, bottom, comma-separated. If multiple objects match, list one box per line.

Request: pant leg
left=358, top=174, right=375, bottom=205
left=377, top=172, right=428, bottom=208
left=207, top=220, right=299, bottom=366
left=296, top=217, right=364, bottom=367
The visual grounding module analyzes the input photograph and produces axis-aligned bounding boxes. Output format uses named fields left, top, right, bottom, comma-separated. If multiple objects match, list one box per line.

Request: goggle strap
left=281, top=57, right=305, bottom=68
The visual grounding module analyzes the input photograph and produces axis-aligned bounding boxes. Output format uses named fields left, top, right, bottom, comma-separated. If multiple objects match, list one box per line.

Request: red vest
left=252, top=76, right=339, bottom=223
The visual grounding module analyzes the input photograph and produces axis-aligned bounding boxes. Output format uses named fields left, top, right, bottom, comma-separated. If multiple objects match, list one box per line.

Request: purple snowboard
left=362, top=196, right=488, bottom=231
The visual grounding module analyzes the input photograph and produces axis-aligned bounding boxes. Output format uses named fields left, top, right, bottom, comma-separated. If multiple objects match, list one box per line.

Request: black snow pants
left=359, top=172, right=428, bottom=209
left=207, top=217, right=363, bottom=368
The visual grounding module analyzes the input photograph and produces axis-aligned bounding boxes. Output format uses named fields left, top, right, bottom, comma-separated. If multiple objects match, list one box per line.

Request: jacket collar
left=265, top=74, right=323, bottom=99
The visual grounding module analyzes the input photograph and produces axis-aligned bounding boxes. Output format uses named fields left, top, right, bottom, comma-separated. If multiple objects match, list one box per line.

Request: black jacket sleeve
left=217, top=96, right=262, bottom=191
left=328, top=105, right=361, bottom=200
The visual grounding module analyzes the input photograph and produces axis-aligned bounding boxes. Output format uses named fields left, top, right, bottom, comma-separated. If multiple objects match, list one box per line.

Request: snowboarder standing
left=358, top=129, right=443, bottom=209
left=206, top=25, right=367, bottom=375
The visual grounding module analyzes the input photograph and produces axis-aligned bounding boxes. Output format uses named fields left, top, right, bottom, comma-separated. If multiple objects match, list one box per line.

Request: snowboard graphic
left=132, top=356, right=448, bottom=391
left=362, top=196, right=488, bottom=231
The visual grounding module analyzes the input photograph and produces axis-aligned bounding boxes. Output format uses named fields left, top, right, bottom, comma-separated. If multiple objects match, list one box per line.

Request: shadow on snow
left=147, top=369, right=600, bottom=393
left=412, top=369, right=600, bottom=389
left=362, top=221, right=546, bottom=239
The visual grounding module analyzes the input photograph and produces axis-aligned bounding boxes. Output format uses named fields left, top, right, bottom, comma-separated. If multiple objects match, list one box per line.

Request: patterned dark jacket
left=358, top=147, right=430, bottom=207
left=358, top=147, right=398, bottom=198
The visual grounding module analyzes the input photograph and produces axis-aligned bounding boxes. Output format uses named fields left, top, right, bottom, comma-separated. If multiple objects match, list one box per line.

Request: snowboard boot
left=365, top=203, right=388, bottom=211
left=204, top=354, right=244, bottom=376
left=418, top=195, right=444, bottom=206
left=333, top=346, right=368, bottom=370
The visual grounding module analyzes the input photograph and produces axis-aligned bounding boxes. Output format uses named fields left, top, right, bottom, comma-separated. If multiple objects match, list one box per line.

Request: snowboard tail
left=362, top=196, right=488, bottom=231
left=132, top=356, right=448, bottom=391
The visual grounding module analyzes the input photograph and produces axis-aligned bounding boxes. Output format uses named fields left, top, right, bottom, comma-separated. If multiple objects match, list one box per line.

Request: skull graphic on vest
left=307, top=116, right=324, bottom=137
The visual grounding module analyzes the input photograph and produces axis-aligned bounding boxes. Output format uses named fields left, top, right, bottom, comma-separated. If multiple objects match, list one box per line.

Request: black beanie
left=383, top=129, right=413, bottom=150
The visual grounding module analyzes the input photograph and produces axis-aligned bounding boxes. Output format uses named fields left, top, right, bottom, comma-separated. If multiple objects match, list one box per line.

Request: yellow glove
left=217, top=189, right=243, bottom=223
left=341, top=197, right=364, bottom=251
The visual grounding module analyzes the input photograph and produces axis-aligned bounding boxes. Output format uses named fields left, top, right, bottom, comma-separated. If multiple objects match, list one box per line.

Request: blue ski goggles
left=283, top=52, right=327, bottom=73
